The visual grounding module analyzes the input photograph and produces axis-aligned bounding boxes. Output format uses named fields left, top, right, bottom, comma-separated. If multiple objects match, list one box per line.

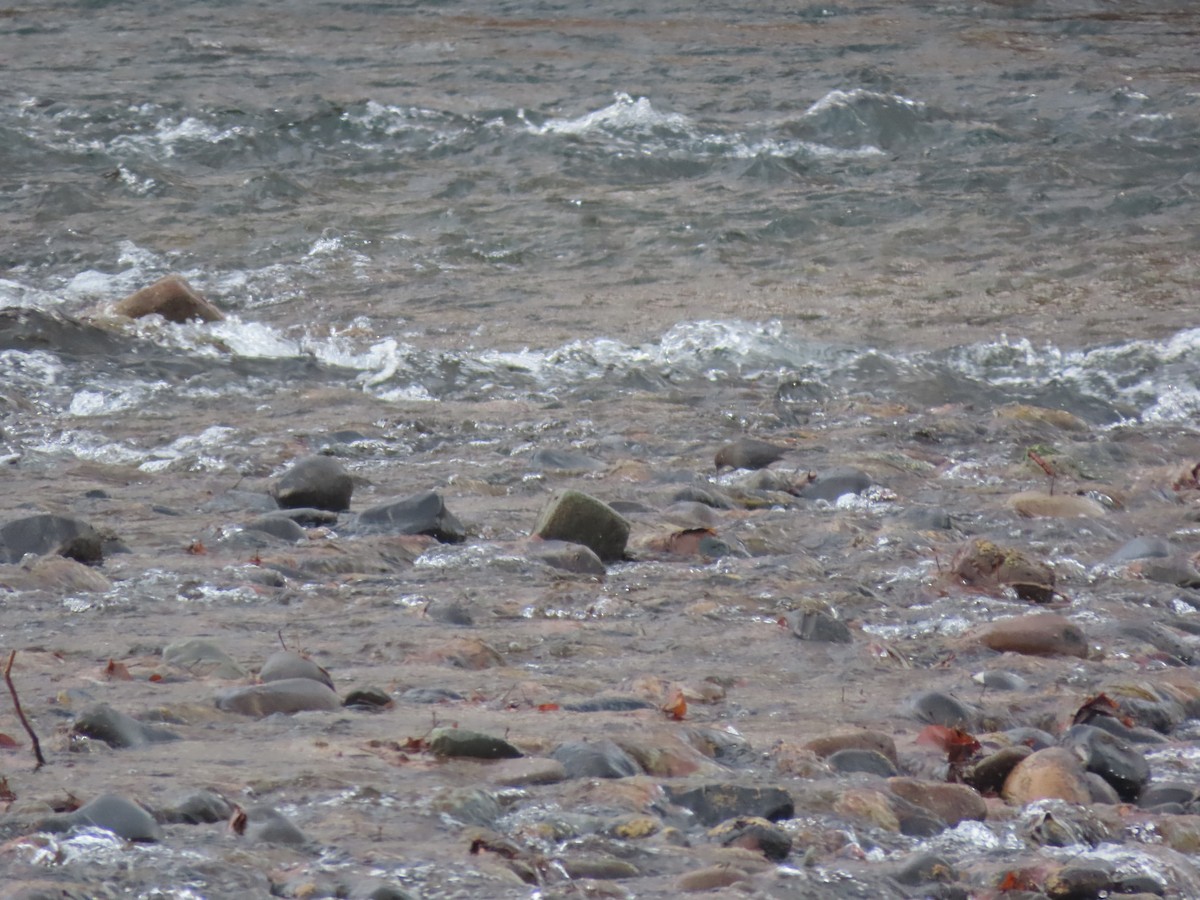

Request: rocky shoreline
left=0, top=313, right=1198, bottom=898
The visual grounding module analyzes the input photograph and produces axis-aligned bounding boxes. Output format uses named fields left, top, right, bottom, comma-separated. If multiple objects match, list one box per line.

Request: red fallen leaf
left=997, top=869, right=1038, bottom=891
left=537, top=703, right=560, bottom=712
left=661, top=688, right=687, bottom=721
left=0, top=733, right=20, bottom=748
left=104, top=659, right=132, bottom=681
left=148, top=673, right=163, bottom=683
left=0, top=776, right=15, bottom=803
left=915, top=725, right=981, bottom=764
left=228, top=804, right=247, bottom=836
left=399, top=736, right=430, bottom=753
left=186, top=540, right=206, bottom=555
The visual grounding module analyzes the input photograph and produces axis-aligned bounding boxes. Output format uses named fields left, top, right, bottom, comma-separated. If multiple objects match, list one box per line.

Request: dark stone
left=1087, top=712, right=1168, bottom=744
left=1137, top=781, right=1198, bottom=809
left=672, top=486, right=735, bottom=509
left=72, top=703, right=180, bottom=748
left=0, top=513, right=107, bottom=565
left=343, top=686, right=393, bottom=710
left=826, top=748, right=897, bottom=777
left=708, top=816, right=792, bottom=861
left=893, top=851, right=958, bottom=887
left=787, top=608, right=853, bottom=643
left=1121, top=622, right=1195, bottom=665
left=562, top=696, right=655, bottom=712
left=354, top=490, right=466, bottom=543
left=271, top=455, right=353, bottom=512
left=527, top=540, right=607, bottom=576
left=429, top=727, right=523, bottom=760
left=714, top=438, right=787, bottom=471
left=162, top=789, right=235, bottom=824
left=907, top=691, right=977, bottom=729
left=268, top=506, right=340, bottom=527
left=244, top=514, right=307, bottom=542
left=799, top=466, right=873, bottom=501
left=532, top=490, right=629, bottom=562
left=400, top=687, right=463, bottom=704
left=426, top=599, right=474, bottom=625
left=1061, top=724, right=1150, bottom=802
left=41, top=793, right=164, bottom=842
left=216, top=678, right=341, bottom=717
left=552, top=739, right=641, bottom=779
left=259, top=650, right=334, bottom=689
left=1003, top=727, right=1057, bottom=750
left=242, top=804, right=308, bottom=845
left=668, top=783, right=794, bottom=826
left=1045, top=863, right=1116, bottom=900
left=965, top=746, right=1032, bottom=795
left=901, top=507, right=954, bottom=530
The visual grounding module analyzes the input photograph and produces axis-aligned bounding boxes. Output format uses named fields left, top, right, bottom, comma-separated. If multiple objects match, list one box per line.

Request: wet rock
left=952, top=538, right=1056, bottom=603
left=400, top=686, right=464, bottom=704
left=799, top=466, right=873, bottom=501
left=672, top=485, right=735, bottom=509
left=563, top=696, right=655, bottom=712
left=1045, top=862, right=1117, bottom=899
left=661, top=500, right=721, bottom=530
left=676, top=865, right=749, bottom=892
left=907, top=690, right=978, bottom=729
left=893, top=851, right=958, bottom=887
left=965, top=745, right=1033, bottom=794
left=267, top=506, right=340, bottom=527
left=239, top=804, right=308, bottom=845
left=1120, top=622, right=1195, bottom=665
left=714, top=438, right=787, bottom=471
left=162, top=637, right=246, bottom=679
left=553, top=739, right=641, bottom=779
left=527, top=539, right=606, bottom=576
left=832, top=786, right=901, bottom=832
left=113, top=274, right=224, bottom=323
left=533, top=490, right=630, bottom=562
left=488, top=757, right=568, bottom=787
left=786, top=607, right=853, bottom=643
left=804, top=730, right=898, bottom=765
left=1021, top=800, right=1114, bottom=847
left=1138, top=557, right=1200, bottom=589
left=161, top=789, right=235, bottom=825
left=434, top=786, right=502, bottom=826
left=259, top=650, right=334, bottom=689
left=977, top=613, right=1088, bottom=658
left=72, top=703, right=180, bottom=748
left=1105, top=536, right=1172, bottom=564
left=271, top=455, right=353, bottom=513
left=244, top=514, right=308, bottom=542
left=1009, top=491, right=1108, bottom=518
left=1138, top=782, right=1198, bottom=809
left=21, top=556, right=112, bottom=592
left=827, top=748, right=897, bottom=777
left=559, top=855, right=641, bottom=880
left=426, top=599, right=474, bottom=625
left=1061, top=724, right=1150, bottom=802
left=668, top=783, right=794, bottom=826
left=902, top=506, right=954, bottom=531
left=355, top=490, right=466, bottom=543
left=216, top=677, right=341, bottom=717
left=41, top=793, right=163, bottom=842
left=708, top=816, right=792, bottom=861
left=0, top=513, right=107, bottom=565
left=641, top=526, right=733, bottom=560
left=1003, top=747, right=1093, bottom=805
left=429, top=727, right=523, bottom=760
left=529, top=448, right=604, bottom=472
left=343, top=686, right=393, bottom=710
left=972, top=670, right=1032, bottom=691
left=615, top=732, right=723, bottom=777
left=427, top=636, right=504, bottom=669
left=994, top=403, right=1088, bottom=432
left=887, top=778, right=986, bottom=826
left=1084, top=771, right=1122, bottom=804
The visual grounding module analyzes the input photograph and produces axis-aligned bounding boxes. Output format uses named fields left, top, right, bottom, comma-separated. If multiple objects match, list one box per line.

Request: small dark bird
left=714, top=438, right=788, bottom=471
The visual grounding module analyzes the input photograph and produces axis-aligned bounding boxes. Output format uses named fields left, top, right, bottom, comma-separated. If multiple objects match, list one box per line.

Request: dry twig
left=5, top=651, right=45, bottom=769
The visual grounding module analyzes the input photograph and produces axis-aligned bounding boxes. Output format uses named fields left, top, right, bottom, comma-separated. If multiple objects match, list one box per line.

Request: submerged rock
left=0, top=513, right=108, bottom=565
left=1003, top=747, right=1093, bottom=805
left=714, top=438, right=787, bottom=471
left=272, top=455, right=353, bottom=512
left=1061, top=724, right=1150, bottom=802
left=533, top=490, right=630, bottom=562
left=976, top=613, right=1088, bottom=658
left=552, top=739, right=641, bottom=779
left=72, top=703, right=180, bottom=748
left=798, top=466, right=873, bottom=501
left=41, top=793, right=163, bottom=842
left=259, top=650, right=334, bottom=689
left=162, top=638, right=247, bottom=679
left=113, top=274, right=224, bottom=323
left=668, top=783, right=794, bottom=826
left=429, top=727, right=523, bottom=760
left=951, top=537, right=1056, bottom=603
left=526, top=539, right=607, bottom=576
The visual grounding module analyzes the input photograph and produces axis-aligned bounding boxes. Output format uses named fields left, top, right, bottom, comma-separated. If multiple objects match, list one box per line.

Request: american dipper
left=714, top=438, right=787, bottom=471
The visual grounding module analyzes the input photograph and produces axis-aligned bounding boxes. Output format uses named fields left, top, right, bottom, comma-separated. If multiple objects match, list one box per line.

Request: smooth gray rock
left=162, top=637, right=246, bottom=679
left=1105, top=536, right=1172, bottom=564
left=272, top=455, right=353, bottom=512
left=906, top=690, right=978, bottom=729
left=259, top=650, right=334, bottom=689
left=1062, top=724, right=1150, bottom=802
left=216, top=678, right=341, bottom=717
left=162, top=789, right=235, bottom=824
left=827, top=748, right=898, bottom=777
left=668, top=783, right=794, bottom=826
left=530, top=448, right=603, bottom=472
left=72, top=703, right=180, bottom=748
left=429, top=727, right=523, bottom=760
left=244, top=514, right=308, bottom=542
left=787, top=608, right=853, bottom=643
left=714, top=438, right=787, bottom=470
left=533, top=490, right=629, bottom=562
left=242, top=804, right=308, bottom=845
left=527, top=539, right=607, bottom=576
left=41, top=793, right=163, bottom=842
left=353, top=490, right=466, bottom=543
left=552, top=739, right=640, bottom=779
left=799, top=466, right=873, bottom=501
left=0, top=513, right=106, bottom=564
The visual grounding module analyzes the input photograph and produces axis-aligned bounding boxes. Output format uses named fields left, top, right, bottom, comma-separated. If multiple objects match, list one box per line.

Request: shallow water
left=2, top=1, right=1200, bottom=898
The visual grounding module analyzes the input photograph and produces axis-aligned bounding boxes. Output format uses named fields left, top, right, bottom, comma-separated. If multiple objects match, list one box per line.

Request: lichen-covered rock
left=533, top=490, right=630, bottom=562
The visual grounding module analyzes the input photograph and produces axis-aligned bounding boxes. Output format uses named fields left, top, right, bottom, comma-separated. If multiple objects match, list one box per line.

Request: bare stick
left=5, top=651, right=45, bottom=769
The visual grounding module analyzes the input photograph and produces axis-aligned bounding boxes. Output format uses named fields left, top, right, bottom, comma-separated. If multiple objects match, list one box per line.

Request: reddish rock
left=951, top=538, right=1055, bottom=602
left=114, top=275, right=224, bottom=323
left=976, top=613, right=1088, bottom=658
left=803, top=730, right=899, bottom=765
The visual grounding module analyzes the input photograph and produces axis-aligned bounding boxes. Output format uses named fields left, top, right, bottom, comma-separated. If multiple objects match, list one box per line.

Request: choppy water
left=3, top=2, right=1200, bottom=898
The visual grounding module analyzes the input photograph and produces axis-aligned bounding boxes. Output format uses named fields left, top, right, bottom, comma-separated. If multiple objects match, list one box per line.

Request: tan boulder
left=1002, top=747, right=1092, bottom=805
left=976, top=613, right=1088, bottom=658
left=114, top=275, right=224, bottom=323
left=887, top=777, right=986, bottom=826
left=804, top=729, right=899, bottom=765
left=1009, top=492, right=1107, bottom=519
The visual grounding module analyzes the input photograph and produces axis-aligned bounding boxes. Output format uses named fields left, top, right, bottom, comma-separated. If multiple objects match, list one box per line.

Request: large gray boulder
left=271, top=455, right=353, bottom=512
left=533, top=490, right=629, bottom=562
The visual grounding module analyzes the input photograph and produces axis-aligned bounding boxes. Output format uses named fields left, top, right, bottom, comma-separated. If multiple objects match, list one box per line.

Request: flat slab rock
left=216, top=677, right=341, bottom=717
